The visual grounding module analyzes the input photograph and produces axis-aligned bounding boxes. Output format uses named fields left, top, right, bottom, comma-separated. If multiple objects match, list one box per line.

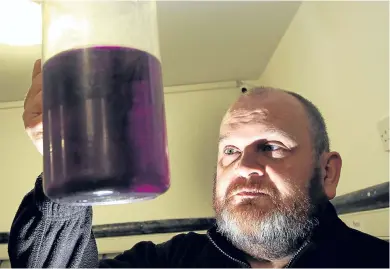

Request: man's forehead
left=221, top=95, right=296, bottom=127
left=219, top=90, right=310, bottom=140
left=221, top=107, right=269, bottom=125
left=219, top=124, right=297, bottom=144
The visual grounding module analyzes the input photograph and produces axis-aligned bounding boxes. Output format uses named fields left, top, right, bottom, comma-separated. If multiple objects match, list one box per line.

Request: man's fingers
left=24, top=59, right=42, bottom=108
left=31, top=90, right=43, bottom=112
left=31, top=72, right=43, bottom=98
left=23, top=111, right=42, bottom=130
left=24, top=90, right=42, bottom=114
left=32, top=59, right=42, bottom=80
left=24, top=72, right=42, bottom=109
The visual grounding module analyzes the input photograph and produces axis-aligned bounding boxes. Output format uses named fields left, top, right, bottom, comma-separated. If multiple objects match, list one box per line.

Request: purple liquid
left=42, top=46, right=170, bottom=205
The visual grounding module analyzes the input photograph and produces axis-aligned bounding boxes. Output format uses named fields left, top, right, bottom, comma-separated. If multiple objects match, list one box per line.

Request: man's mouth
left=231, top=188, right=269, bottom=198
left=236, top=191, right=266, bottom=197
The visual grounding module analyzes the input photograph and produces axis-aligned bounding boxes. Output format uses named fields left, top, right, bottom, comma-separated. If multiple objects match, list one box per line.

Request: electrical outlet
left=377, top=116, right=390, bottom=152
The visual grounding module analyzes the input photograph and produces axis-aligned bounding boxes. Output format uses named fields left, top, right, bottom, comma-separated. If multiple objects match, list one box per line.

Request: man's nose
left=235, top=150, right=265, bottom=178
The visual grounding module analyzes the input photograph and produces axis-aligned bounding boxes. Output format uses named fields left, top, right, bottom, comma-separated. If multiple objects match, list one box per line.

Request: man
left=9, top=60, right=389, bottom=268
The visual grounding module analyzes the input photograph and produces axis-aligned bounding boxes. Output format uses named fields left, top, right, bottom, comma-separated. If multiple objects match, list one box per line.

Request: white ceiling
left=0, top=1, right=301, bottom=103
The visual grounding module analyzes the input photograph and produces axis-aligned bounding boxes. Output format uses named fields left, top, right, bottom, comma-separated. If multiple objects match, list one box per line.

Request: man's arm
left=8, top=174, right=176, bottom=268
left=8, top=174, right=98, bottom=268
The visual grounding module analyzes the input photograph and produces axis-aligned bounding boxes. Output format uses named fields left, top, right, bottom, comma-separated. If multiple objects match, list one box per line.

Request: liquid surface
left=42, top=46, right=170, bottom=205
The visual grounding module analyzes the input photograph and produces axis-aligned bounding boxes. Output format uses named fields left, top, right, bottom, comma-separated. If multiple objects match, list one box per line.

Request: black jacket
left=8, top=175, right=389, bottom=268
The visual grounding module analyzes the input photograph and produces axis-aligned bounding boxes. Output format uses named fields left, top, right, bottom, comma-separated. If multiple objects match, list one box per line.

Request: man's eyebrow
left=218, top=128, right=297, bottom=143
left=218, top=134, right=229, bottom=143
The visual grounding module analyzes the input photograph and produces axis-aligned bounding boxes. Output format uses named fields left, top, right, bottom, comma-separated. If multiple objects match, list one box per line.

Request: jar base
left=44, top=177, right=167, bottom=206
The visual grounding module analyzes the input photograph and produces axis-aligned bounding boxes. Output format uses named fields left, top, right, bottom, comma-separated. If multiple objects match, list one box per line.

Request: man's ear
left=320, top=152, right=342, bottom=200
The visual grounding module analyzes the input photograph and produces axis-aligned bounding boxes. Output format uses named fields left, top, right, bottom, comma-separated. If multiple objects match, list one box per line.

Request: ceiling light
left=0, top=0, right=42, bottom=46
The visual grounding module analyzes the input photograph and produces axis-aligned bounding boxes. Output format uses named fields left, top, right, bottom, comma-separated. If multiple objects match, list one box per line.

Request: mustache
left=225, top=177, right=277, bottom=199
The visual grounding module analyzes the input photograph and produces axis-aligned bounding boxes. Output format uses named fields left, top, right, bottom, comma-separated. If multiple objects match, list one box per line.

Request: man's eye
left=223, top=147, right=239, bottom=155
left=258, top=144, right=281, bottom=152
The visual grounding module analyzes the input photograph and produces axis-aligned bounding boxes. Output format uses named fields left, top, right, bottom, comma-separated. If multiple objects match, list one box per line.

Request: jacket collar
left=207, top=201, right=347, bottom=266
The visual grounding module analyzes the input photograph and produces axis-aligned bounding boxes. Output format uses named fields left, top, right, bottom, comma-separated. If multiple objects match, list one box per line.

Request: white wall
left=258, top=1, right=389, bottom=196
left=0, top=82, right=242, bottom=259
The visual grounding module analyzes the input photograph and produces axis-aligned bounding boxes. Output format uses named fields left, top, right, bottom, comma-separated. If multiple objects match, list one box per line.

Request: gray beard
left=216, top=204, right=319, bottom=261
left=214, top=166, right=325, bottom=261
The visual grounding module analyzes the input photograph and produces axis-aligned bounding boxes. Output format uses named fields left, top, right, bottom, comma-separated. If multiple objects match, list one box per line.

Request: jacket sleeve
left=8, top=174, right=98, bottom=268
left=8, top=174, right=177, bottom=268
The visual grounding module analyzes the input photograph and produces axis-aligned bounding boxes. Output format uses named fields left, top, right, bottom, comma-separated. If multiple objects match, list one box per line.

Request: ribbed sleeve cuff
left=34, top=173, right=91, bottom=219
